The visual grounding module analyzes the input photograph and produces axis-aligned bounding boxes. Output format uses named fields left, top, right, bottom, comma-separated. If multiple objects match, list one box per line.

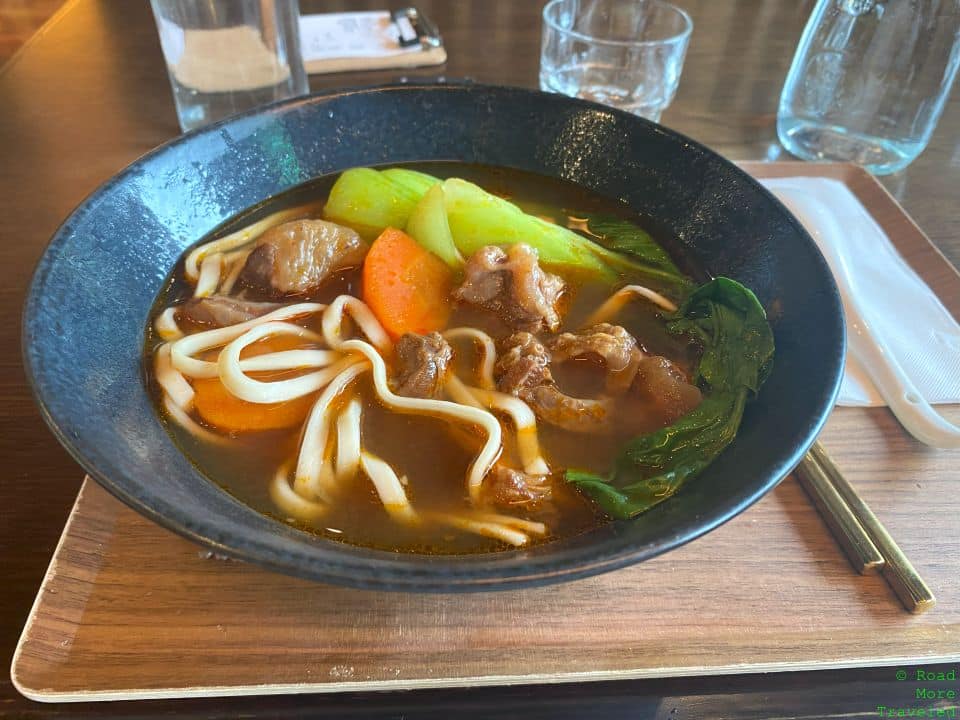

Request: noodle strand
left=443, top=327, right=497, bottom=390
left=154, top=343, right=195, bottom=410
left=194, top=253, right=222, bottom=298
left=428, top=512, right=529, bottom=546
left=335, top=397, right=362, bottom=482
left=322, top=294, right=392, bottom=355
left=218, top=322, right=354, bottom=403
left=154, top=308, right=183, bottom=341
left=238, top=349, right=339, bottom=373
left=160, top=394, right=229, bottom=445
left=218, top=248, right=252, bottom=294
left=170, top=303, right=324, bottom=379
left=584, top=284, right=678, bottom=327
left=338, top=338, right=502, bottom=504
left=360, top=451, right=418, bottom=524
left=446, top=376, right=549, bottom=476
left=294, top=362, right=368, bottom=502
left=271, top=463, right=328, bottom=521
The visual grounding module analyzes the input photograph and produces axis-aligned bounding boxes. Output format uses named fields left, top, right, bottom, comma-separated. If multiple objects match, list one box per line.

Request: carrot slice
left=193, top=335, right=317, bottom=432
left=362, top=227, right=453, bottom=339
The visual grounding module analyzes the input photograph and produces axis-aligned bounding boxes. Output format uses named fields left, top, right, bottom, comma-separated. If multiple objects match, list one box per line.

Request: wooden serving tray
left=12, top=163, right=960, bottom=702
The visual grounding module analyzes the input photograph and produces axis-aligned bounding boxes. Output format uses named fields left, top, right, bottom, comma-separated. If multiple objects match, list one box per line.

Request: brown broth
left=145, top=163, right=700, bottom=554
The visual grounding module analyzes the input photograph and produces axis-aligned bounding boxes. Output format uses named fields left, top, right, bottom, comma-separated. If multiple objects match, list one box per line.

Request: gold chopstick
left=808, top=442, right=936, bottom=614
left=796, top=453, right=884, bottom=574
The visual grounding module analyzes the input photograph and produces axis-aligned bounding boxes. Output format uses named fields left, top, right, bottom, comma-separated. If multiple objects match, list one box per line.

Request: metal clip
left=391, top=7, right=442, bottom=49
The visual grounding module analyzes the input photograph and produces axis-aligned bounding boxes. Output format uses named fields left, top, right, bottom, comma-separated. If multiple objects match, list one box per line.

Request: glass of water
left=778, top=0, right=960, bottom=175
left=150, top=0, right=309, bottom=133
left=539, top=0, right=692, bottom=122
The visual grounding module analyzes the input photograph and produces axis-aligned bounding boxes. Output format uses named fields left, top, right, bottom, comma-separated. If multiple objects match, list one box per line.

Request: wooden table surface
left=1, top=1, right=957, bottom=718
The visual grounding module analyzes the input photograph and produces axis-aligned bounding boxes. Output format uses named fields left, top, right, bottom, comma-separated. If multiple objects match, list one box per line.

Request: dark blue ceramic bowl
left=23, top=85, right=844, bottom=591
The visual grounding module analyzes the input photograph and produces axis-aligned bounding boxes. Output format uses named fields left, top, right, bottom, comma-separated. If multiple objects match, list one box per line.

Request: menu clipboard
left=299, top=11, right=446, bottom=75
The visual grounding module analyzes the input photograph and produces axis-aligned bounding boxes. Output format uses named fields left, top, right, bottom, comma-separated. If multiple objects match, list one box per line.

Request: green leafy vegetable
left=427, top=178, right=700, bottom=288
left=671, top=277, right=775, bottom=393
left=404, top=183, right=464, bottom=269
left=326, top=168, right=693, bottom=289
left=440, top=178, right=624, bottom=280
left=380, top=168, right=440, bottom=197
left=567, top=277, right=775, bottom=519
left=323, top=167, right=439, bottom=238
left=586, top=215, right=694, bottom=295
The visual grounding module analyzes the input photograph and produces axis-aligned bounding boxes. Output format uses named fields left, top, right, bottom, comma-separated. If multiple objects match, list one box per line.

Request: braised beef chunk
left=391, top=332, right=453, bottom=399
left=238, top=219, right=367, bottom=297
left=495, top=332, right=612, bottom=433
left=453, top=244, right=565, bottom=332
left=549, top=323, right=643, bottom=394
left=549, top=324, right=637, bottom=371
left=632, top=356, right=703, bottom=423
left=495, top=332, right=554, bottom=397
left=484, top=466, right=553, bottom=510
left=526, top=385, right=612, bottom=433
left=176, top=296, right=281, bottom=328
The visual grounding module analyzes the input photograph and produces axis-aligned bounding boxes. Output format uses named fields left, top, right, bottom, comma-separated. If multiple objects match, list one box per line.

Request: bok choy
left=404, top=183, right=464, bottom=268
left=568, top=278, right=775, bottom=519
left=323, top=168, right=692, bottom=293
left=323, top=167, right=440, bottom=238
left=437, top=178, right=626, bottom=280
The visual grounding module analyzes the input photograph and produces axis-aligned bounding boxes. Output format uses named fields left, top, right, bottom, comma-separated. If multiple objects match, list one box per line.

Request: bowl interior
left=23, top=85, right=843, bottom=591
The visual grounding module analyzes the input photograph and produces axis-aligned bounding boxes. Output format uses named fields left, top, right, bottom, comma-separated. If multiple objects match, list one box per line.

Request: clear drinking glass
left=150, top=0, right=309, bottom=133
left=539, top=0, right=692, bottom=122
left=778, top=0, right=960, bottom=175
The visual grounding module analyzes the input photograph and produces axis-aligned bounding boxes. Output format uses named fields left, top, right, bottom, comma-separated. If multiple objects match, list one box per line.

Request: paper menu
left=299, top=11, right=446, bottom=73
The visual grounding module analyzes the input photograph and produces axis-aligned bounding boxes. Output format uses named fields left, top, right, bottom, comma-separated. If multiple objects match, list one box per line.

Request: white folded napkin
left=759, top=177, right=960, bottom=408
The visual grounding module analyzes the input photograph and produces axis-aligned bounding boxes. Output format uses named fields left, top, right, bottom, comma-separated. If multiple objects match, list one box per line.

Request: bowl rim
left=22, top=82, right=845, bottom=591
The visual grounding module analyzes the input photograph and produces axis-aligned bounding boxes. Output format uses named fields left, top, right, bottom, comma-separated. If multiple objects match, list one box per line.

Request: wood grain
left=0, top=0, right=64, bottom=65
left=12, top=163, right=960, bottom=702
left=12, top=469, right=960, bottom=700
left=2, top=1, right=960, bottom=717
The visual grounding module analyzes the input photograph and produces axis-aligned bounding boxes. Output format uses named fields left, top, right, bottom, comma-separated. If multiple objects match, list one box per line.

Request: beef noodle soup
left=146, top=164, right=773, bottom=554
